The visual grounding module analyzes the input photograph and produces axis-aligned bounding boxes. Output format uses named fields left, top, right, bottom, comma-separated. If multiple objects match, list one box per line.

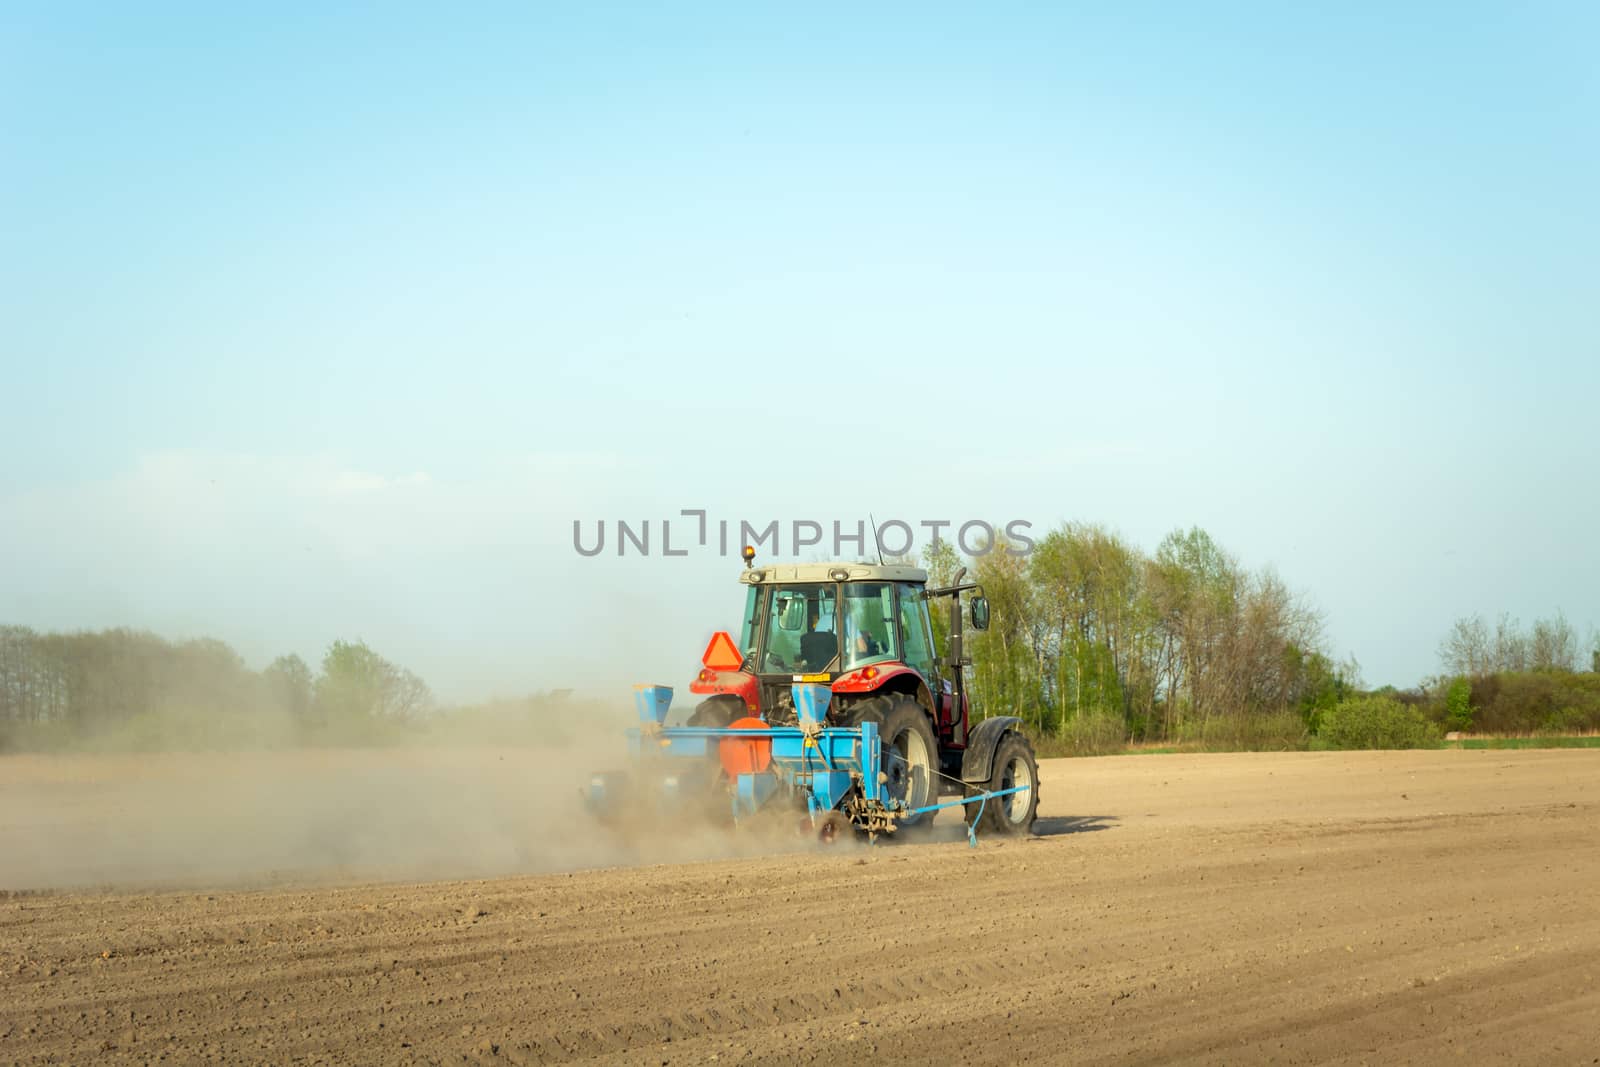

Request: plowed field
left=3, top=749, right=1597, bottom=1064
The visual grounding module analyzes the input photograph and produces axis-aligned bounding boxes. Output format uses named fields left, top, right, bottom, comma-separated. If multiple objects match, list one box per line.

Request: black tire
left=687, top=695, right=744, bottom=727
left=972, top=731, right=1039, bottom=836
left=829, top=694, right=884, bottom=729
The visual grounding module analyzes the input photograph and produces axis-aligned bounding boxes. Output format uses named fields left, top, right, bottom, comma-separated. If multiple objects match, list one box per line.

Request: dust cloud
left=0, top=700, right=857, bottom=892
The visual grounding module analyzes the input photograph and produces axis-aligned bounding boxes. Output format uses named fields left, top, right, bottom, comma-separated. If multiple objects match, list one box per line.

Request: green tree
left=1439, top=614, right=1491, bottom=677
left=0, top=625, right=67, bottom=728
left=316, top=640, right=390, bottom=721
left=968, top=534, right=1048, bottom=731
left=1151, top=527, right=1242, bottom=737
left=315, top=640, right=433, bottom=723
left=1296, top=651, right=1358, bottom=733
left=1028, top=524, right=1143, bottom=737
left=264, top=653, right=314, bottom=723
left=1492, top=614, right=1529, bottom=672
left=921, top=538, right=962, bottom=656
left=1530, top=612, right=1577, bottom=672
left=1444, top=675, right=1474, bottom=732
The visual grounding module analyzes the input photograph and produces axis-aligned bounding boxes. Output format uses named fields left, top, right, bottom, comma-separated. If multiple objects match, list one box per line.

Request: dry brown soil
left=3, top=748, right=1599, bottom=1065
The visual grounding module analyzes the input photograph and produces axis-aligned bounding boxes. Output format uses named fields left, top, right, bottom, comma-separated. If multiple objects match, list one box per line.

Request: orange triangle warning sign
left=701, top=631, right=744, bottom=672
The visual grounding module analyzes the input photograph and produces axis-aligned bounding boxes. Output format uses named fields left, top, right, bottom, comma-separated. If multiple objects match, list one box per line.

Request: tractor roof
left=739, top=561, right=928, bottom=585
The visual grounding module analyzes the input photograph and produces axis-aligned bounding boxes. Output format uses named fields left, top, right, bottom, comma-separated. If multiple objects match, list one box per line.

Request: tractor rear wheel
left=866, top=697, right=940, bottom=831
left=972, top=731, right=1039, bottom=836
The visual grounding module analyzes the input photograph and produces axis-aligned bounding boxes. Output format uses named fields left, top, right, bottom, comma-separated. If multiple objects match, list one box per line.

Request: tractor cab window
left=896, top=583, right=938, bottom=680
left=841, top=582, right=898, bottom=672
left=761, top=584, right=837, bottom=673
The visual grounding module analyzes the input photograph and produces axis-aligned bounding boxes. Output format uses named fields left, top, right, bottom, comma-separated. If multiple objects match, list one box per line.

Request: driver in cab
left=798, top=599, right=837, bottom=672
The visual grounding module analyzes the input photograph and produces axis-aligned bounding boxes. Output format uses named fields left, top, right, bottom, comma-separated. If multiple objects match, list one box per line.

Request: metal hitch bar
left=907, top=785, right=1034, bottom=847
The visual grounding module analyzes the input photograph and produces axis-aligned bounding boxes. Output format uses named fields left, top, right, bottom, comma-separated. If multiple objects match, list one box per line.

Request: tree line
left=5, top=531, right=1594, bottom=753
left=1422, top=612, right=1600, bottom=735
left=920, top=523, right=1358, bottom=749
left=1438, top=611, right=1596, bottom=676
left=931, top=524, right=1598, bottom=749
left=0, top=626, right=432, bottom=748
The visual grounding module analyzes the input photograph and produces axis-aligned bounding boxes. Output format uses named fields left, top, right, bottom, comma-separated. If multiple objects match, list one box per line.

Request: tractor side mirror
left=970, top=596, right=990, bottom=631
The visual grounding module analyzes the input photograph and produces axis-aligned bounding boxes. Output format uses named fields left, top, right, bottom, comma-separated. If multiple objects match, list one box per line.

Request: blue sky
left=2, top=3, right=1596, bottom=697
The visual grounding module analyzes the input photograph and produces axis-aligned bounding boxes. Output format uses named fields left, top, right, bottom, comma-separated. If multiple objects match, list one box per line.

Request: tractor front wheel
left=687, top=695, right=744, bottom=727
left=972, top=731, right=1039, bottom=836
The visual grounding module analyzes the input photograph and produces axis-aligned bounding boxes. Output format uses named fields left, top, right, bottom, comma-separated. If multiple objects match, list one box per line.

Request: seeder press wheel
left=813, top=810, right=852, bottom=845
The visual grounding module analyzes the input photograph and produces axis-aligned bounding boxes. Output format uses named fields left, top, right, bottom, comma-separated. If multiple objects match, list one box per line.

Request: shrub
left=1235, top=711, right=1311, bottom=750
left=1058, top=711, right=1126, bottom=756
left=1319, top=695, right=1441, bottom=750
left=1471, top=672, right=1600, bottom=734
left=1176, top=712, right=1309, bottom=751
left=1537, top=706, right=1600, bottom=736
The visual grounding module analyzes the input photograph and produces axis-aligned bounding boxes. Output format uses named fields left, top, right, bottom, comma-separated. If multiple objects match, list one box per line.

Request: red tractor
left=682, top=549, right=1037, bottom=835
